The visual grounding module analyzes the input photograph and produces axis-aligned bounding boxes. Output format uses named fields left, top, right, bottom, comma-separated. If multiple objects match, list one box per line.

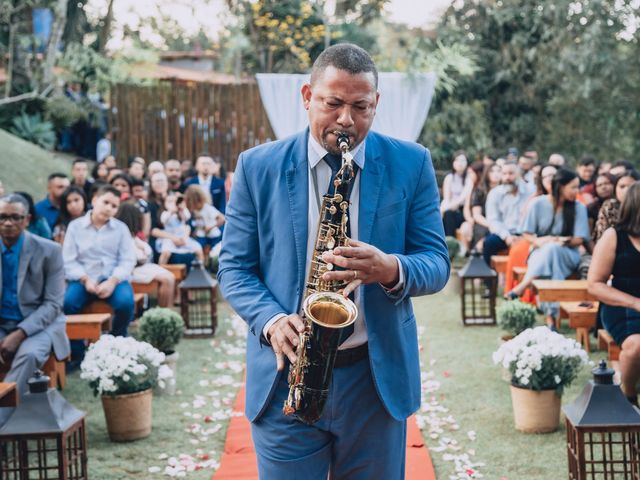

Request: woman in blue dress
left=588, top=182, right=640, bottom=405
left=506, top=169, right=591, bottom=328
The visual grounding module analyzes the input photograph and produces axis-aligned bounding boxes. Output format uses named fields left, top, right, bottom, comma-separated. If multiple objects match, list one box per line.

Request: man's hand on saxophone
left=321, top=238, right=400, bottom=297
left=267, top=314, right=306, bottom=372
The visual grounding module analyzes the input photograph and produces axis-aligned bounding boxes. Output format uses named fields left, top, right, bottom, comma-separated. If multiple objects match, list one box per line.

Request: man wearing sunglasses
left=0, top=194, right=69, bottom=426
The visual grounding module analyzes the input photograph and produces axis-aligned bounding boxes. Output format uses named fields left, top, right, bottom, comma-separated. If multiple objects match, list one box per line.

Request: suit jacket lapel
left=359, top=134, right=385, bottom=245
left=285, top=130, right=310, bottom=300
left=18, top=232, right=32, bottom=293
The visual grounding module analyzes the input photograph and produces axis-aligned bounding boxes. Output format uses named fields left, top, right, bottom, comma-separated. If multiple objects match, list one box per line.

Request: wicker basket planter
left=101, top=389, right=153, bottom=441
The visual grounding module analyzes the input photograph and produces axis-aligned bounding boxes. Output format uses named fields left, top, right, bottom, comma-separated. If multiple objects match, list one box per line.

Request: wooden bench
left=532, top=280, right=595, bottom=303
left=82, top=293, right=145, bottom=316
left=559, top=302, right=599, bottom=352
left=491, top=255, right=509, bottom=274
left=0, top=382, right=17, bottom=407
left=597, top=329, right=621, bottom=362
left=66, top=313, right=112, bottom=343
left=1, top=354, right=65, bottom=390
left=164, top=264, right=187, bottom=282
left=132, top=280, right=160, bottom=296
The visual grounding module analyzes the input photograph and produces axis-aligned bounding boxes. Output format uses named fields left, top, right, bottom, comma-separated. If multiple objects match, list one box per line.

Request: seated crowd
left=0, top=154, right=229, bottom=421
left=441, top=149, right=640, bottom=404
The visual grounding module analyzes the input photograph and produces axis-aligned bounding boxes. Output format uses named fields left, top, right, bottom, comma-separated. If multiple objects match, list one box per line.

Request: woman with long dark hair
left=593, top=171, right=640, bottom=243
left=506, top=168, right=591, bottom=328
left=470, top=163, right=501, bottom=250
left=588, top=181, right=640, bottom=405
left=52, top=185, right=88, bottom=244
left=440, top=150, right=473, bottom=238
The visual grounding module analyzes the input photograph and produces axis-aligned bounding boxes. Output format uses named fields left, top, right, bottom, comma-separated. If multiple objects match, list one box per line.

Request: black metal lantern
left=458, top=250, right=497, bottom=326
left=564, top=360, right=640, bottom=479
left=179, top=260, right=218, bottom=337
left=0, top=370, right=87, bottom=480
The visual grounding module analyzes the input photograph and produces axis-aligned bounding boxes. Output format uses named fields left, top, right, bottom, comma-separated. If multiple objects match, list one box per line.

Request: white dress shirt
left=262, top=134, right=405, bottom=349
left=63, top=212, right=137, bottom=283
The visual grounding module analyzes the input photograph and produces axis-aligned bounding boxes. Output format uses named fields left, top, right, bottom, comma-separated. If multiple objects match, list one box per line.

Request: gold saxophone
left=282, top=133, right=359, bottom=424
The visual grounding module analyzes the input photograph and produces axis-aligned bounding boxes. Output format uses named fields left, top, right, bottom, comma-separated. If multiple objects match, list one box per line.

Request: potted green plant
left=445, top=236, right=461, bottom=261
left=80, top=335, right=172, bottom=441
left=137, top=308, right=185, bottom=395
left=497, top=300, right=538, bottom=341
left=493, top=326, right=589, bottom=433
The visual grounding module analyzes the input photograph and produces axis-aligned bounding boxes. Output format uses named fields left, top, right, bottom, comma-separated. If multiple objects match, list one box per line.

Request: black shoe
left=547, top=323, right=558, bottom=332
left=503, top=291, right=519, bottom=301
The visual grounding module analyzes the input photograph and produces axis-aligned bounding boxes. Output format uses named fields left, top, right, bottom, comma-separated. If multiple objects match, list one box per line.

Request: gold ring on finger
left=353, top=270, right=358, bottom=280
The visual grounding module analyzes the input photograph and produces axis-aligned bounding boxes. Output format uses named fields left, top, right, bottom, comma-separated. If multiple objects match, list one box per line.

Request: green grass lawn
left=61, top=284, right=604, bottom=479
left=0, top=128, right=74, bottom=197
left=418, top=278, right=601, bottom=480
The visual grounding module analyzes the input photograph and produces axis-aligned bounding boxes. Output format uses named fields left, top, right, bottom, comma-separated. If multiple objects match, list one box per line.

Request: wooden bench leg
left=576, top=328, right=590, bottom=354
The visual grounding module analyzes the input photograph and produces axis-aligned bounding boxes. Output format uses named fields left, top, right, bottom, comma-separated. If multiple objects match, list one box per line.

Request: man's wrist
left=381, top=254, right=400, bottom=288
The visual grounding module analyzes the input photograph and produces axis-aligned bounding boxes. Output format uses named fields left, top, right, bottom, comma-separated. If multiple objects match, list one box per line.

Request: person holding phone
left=505, top=169, right=591, bottom=329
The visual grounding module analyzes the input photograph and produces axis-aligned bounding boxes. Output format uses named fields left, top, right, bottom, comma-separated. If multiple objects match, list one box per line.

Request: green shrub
left=445, top=236, right=461, bottom=260
left=45, top=95, right=88, bottom=130
left=497, top=300, right=538, bottom=336
left=9, top=112, right=56, bottom=150
left=137, top=308, right=185, bottom=354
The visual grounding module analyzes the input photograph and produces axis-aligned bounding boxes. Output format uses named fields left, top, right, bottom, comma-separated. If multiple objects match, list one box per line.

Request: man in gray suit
left=0, top=194, right=70, bottom=425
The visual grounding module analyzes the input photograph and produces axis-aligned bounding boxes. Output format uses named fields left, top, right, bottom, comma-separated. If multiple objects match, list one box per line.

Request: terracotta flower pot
left=509, top=385, right=561, bottom=433
left=101, top=389, right=153, bottom=441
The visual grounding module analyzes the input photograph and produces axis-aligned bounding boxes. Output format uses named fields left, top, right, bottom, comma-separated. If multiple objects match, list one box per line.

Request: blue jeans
left=63, top=281, right=135, bottom=337
left=483, top=234, right=508, bottom=268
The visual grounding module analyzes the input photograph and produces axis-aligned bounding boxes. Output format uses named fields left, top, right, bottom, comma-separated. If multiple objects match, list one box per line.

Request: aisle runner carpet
left=213, top=386, right=436, bottom=480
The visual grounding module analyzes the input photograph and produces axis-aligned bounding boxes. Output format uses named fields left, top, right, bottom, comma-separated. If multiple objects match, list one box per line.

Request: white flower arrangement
left=80, top=335, right=173, bottom=396
left=492, top=326, right=589, bottom=395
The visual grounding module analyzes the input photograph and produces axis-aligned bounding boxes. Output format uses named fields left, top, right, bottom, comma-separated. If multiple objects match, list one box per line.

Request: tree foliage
left=431, top=0, right=640, bottom=166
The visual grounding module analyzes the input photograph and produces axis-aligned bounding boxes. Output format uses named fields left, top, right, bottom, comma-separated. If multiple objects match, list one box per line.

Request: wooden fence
left=110, top=80, right=275, bottom=172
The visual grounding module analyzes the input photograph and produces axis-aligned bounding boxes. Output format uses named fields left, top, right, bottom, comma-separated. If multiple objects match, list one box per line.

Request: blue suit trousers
left=251, top=358, right=406, bottom=480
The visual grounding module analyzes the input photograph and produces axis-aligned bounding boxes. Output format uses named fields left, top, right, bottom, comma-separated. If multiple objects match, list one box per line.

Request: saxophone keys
left=326, top=263, right=333, bottom=271
left=327, top=237, right=335, bottom=249
left=340, top=201, right=348, bottom=211
left=329, top=205, right=337, bottom=215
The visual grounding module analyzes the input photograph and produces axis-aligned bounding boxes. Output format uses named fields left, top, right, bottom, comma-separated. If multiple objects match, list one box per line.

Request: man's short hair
left=310, top=43, right=378, bottom=87
left=130, top=177, right=145, bottom=188
left=0, top=193, right=30, bottom=212
left=94, top=185, right=122, bottom=199
left=72, top=158, right=87, bottom=166
left=579, top=156, right=596, bottom=167
left=48, top=173, right=68, bottom=182
left=502, top=160, right=518, bottom=168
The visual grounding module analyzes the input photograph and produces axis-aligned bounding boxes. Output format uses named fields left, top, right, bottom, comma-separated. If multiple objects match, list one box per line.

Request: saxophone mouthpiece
left=335, top=133, right=350, bottom=152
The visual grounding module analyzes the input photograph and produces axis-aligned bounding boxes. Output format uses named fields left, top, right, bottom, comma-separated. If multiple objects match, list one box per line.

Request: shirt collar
left=198, top=175, right=211, bottom=185
left=79, top=211, right=115, bottom=229
left=1, top=232, right=24, bottom=254
left=307, top=133, right=366, bottom=171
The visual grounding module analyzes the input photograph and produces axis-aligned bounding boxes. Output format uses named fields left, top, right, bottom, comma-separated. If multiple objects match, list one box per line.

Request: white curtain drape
left=256, top=72, right=436, bottom=142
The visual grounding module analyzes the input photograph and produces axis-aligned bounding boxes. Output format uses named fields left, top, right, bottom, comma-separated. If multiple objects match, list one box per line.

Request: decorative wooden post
left=0, top=370, right=87, bottom=480
left=458, top=250, right=497, bottom=326
left=179, top=260, right=218, bottom=337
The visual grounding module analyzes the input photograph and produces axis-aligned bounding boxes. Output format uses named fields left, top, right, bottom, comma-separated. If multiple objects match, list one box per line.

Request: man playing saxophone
left=219, top=44, right=450, bottom=479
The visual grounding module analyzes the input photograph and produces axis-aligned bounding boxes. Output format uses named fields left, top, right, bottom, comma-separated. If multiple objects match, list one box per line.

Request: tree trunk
left=42, top=0, right=69, bottom=87
left=97, top=0, right=115, bottom=54
left=4, top=21, right=16, bottom=98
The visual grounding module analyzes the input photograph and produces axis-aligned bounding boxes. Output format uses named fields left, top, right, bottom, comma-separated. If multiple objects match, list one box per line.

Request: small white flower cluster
left=80, top=335, right=171, bottom=395
left=492, top=326, right=589, bottom=390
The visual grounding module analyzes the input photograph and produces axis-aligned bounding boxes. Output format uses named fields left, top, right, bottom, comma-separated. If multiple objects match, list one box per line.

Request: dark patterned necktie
left=323, top=153, right=357, bottom=345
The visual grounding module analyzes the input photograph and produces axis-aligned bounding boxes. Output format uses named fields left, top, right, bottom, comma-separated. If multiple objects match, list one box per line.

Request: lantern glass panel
left=461, top=277, right=497, bottom=326
left=181, top=288, right=217, bottom=336
left=567, top=424, right=640, bottom=479
left=0, top=422, right=87, bottom=480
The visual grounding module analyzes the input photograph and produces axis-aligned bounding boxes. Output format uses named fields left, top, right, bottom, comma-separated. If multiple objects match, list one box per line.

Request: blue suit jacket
left=183, top=176, right=226, bottom=213
left=218, top=130, right=450, bottom=422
